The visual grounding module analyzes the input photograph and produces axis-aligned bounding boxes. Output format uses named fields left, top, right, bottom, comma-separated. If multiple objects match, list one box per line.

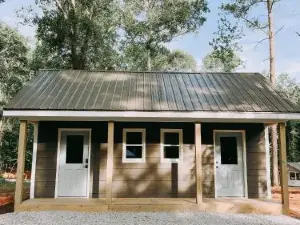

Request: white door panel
left=57, top=130, right=90, bottom=197
left=215, top=132, right=245, bottom=197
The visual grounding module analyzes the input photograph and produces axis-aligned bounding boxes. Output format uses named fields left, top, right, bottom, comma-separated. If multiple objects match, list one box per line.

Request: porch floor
left=16, top=198, right=283, bottom=215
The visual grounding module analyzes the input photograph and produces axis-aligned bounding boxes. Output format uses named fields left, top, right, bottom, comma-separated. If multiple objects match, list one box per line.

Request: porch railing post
left=14, top=120, right=28, bottom=210
left=279, top=122, right=289, bottom=215
left=106, top=121, right=114, bottom=204
left=195, top=123, right=202, bottom=204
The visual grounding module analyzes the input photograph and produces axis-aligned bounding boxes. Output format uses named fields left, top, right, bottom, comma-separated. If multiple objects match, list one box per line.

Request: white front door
left=57, top=130, right=90, bottom=197
left=215, top=132, right=245, bottom=197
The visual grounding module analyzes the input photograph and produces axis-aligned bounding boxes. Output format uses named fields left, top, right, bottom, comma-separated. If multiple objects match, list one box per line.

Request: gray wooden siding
left=35, top=121, right=267, bottom=199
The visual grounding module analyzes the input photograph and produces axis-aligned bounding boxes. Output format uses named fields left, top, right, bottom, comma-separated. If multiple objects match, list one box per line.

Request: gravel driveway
left=0, top=211, right=299, bottom=225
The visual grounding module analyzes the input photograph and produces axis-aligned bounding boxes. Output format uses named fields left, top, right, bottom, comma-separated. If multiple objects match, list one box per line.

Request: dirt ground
left=272, top=186, right=300, bottom=218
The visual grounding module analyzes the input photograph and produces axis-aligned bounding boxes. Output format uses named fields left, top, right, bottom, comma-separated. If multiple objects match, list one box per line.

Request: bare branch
left=254, top=25, right=284, bottom=48
left=255, top=37, right=269, bottom=47
left=263, top=57, right=270, bottom=62
left=296, top=31, right=300, bottom=37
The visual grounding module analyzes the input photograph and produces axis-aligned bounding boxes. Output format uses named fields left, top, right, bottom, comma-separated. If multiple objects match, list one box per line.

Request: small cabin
left=288, top=162, right=300, bottom=187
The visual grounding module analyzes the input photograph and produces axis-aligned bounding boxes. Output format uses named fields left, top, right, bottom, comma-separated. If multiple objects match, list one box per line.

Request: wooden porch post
left=195, top=123, right=202, bottom=204
left=106, top=122, right=114, bottom=204
left=14, top=120, right=28, bottom=210
left=279, top=122, right=289, bottom=215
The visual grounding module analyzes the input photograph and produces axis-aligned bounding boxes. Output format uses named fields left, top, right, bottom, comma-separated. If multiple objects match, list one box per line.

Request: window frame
left=290, top=172, right=296, bottom=180
left=160, top=129, right=183, bottom=163
left=297, top=173, right=300, bottom=181
left=122, top=128, right=146, bottom=163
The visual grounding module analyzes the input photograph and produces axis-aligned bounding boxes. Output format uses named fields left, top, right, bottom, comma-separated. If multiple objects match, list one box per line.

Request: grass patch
left=0, top=178, right=30, bottom=193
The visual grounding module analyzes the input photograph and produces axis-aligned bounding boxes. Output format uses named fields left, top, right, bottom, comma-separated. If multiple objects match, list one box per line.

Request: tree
left=153, top=50, right=197, bottom=72
left=204, top=16, right=243, bottom=72
left=0, top=23, right=32, bottom=172
left=123, top=45, right=197, bottom=71
left=23, top=0, right=120, bottom=70
left=121, top=0, right=209, bottom=71
left=202, top=51, right=242, bottom=72
left=277, top=74, right=300, bottom=162
left=222, top=0, right=280, bottom=186
left=0, top=23, right=30, bottom=108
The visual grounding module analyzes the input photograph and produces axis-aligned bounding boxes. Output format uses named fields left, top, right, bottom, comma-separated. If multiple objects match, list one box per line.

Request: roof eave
left=3, top=110, right=300, bottom=123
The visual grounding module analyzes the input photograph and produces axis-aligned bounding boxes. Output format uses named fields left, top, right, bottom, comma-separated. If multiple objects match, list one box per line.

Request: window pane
left=290, top=172, right=296, bottom=180
left=164, top=146, right=179, bottom=159
left=66, top=135, right=84, bottom=164
left=164, top=132, right=179, bottom=145
left=297, top=173, right=300, bottom=180
left=126, top=132, right=142, bottom=144
left=126, top=145, right=142, bottom=159
left=220, top=137, right=238, bottom=165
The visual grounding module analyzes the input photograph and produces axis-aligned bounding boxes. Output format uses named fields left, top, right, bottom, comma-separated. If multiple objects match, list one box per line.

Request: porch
left=16, top=198, right=283, bottom=215
left=13, top=121, right=290, bottom=215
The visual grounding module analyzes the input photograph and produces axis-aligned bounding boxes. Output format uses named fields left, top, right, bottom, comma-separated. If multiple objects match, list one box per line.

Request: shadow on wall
left=93, top=122, right=196, bottom=198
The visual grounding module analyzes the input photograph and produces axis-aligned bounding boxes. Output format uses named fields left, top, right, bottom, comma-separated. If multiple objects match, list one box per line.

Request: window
left=220, top=137, right=238, bottom=165
left=297, top=173, right=300, bottom=181
left=161, top=129, right=183, bottom=163
left=66, top=135, right=84, bottom=164
left=290, top=172, right=296, bottom=180
left=122, top=129, right=146, bottom=163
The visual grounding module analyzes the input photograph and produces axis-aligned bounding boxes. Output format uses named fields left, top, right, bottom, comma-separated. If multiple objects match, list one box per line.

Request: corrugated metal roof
left=4, top=69, right=300, bottom=112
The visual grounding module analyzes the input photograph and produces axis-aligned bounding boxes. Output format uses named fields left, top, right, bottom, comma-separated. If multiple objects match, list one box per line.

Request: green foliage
left=0, top=23, right=31, bottom=106
left=123, top=45, right=197, bottom=71
left=152, top=50, right=197, bottom=72
left=202, top=51, right=242, bottom=72
left=121, top=0, right=209, bottom=70
left=276, top=74, right=300, bottom=162
left=203, top=16, right=243, bottom=72
left=0, top=23, right=33, bottom=172
left=0, top=121, right=34, bottom=172
left=24, top=0, right=120, bottom=70
left=221, top=0, right=279, bottom=30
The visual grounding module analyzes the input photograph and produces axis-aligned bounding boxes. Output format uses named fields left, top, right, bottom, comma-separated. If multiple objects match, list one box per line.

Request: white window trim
left=122, top=128, right=146, bottom=163
left=30, top=122, right=38, bottom=199
left=290, top=172, right=296, bottom=180
left=160, top=129, right=183, bottom=163
left=297, top=172, right=300, bottom=181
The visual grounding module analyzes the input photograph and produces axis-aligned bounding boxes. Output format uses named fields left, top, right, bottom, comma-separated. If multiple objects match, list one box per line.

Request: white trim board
left=264, top=125, right=272, bottom=199
left=3, top=110, right=300, bottom=122
left=30, top=123, right=39, bottom=199
left=54, top=128, right=92, bottom=198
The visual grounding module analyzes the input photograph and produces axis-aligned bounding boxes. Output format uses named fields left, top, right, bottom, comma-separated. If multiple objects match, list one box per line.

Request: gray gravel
left=0, top=211, right=299, bottom=225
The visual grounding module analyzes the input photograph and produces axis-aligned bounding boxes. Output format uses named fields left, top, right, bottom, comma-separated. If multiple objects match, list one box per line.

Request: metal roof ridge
left=38, top=69, right=262, bottom=75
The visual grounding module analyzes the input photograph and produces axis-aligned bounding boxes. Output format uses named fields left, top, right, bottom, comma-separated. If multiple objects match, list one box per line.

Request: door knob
left=85, top=165, right=88, bottom=168
left=216, top=166, right=219, bottom=168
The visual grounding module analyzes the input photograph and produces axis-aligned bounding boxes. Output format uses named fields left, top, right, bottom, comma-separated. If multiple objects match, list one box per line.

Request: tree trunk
left=147, top=49, right=151, bottom=71
left=267, top=0, right=279, bottom=186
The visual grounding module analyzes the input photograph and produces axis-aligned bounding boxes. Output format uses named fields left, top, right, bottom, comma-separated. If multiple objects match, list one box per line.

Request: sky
left=0, top=0, right=299, bottom=81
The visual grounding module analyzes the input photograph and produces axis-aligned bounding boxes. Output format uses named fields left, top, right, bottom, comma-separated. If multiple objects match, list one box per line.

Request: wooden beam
left=279, top=122, right=289, bottom=215
left=195, top=123, right=202, bottom=204
left=14, top=120, right=28, bottom=210
left=106, top=122, right=114, bottom=204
